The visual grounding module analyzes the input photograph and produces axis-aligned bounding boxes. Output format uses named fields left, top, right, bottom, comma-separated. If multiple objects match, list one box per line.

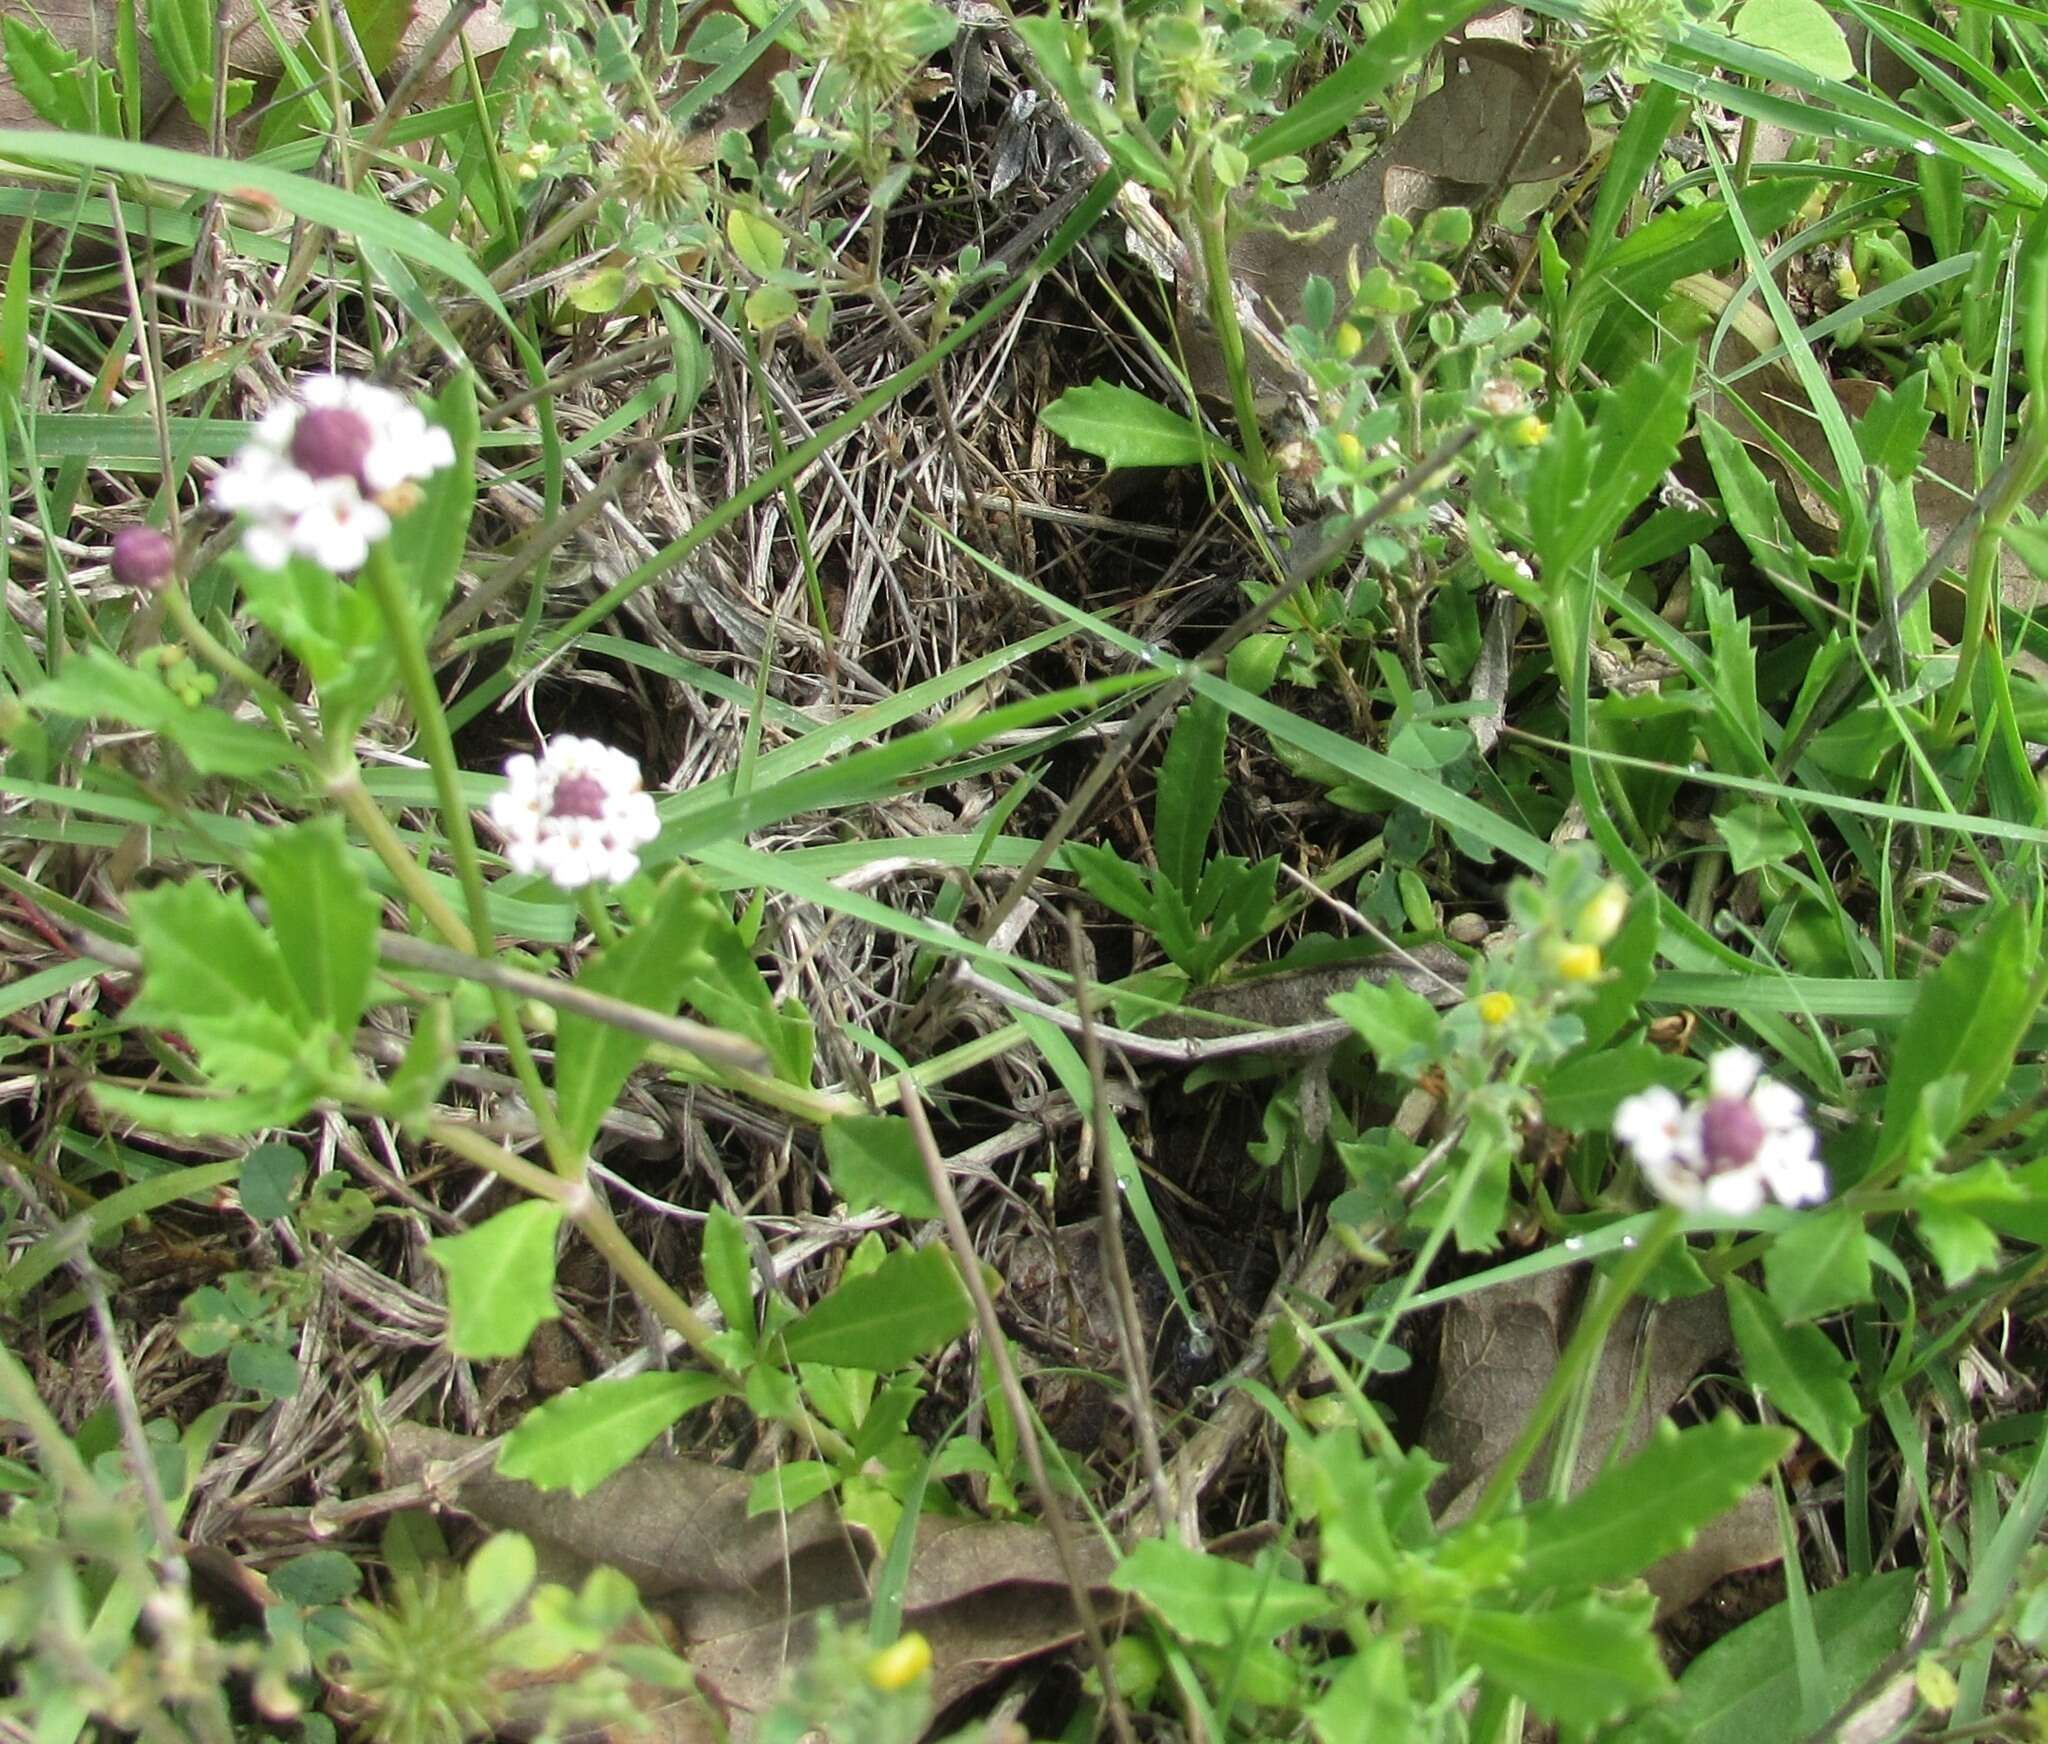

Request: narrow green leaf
left=701, top=1205, right=756, bottom=1335
left=427, top=1201, right=564, bottom=1359
left=773, top=1244, right=972, bottom=1371
left=1881, top=903, right=2042, bottom=1158
left=1612, top=1570, right=1916, bottom=1744
left=1155, top=700, right=1229, bottom=908
left=496, top=1372, right=729, bottom=1496
left=1724, top=1276, right=1862, bottom=1465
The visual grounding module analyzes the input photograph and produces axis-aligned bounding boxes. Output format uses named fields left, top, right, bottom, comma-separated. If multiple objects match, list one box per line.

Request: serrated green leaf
left=496, top=1372, right=730, bottom=1496
left=1724, top=1276, right=1862, bottom=1465
left=1110, top=1539, right=1331, bottom=1645
left=772, top=1244, right=972, bottom=1371
left=426, top=1201, right=564, bottom=1359
left=238, top=1144, right=305, bottom=1222
left=248, top=818, right=380, bottom=1034
left=1040, top=382, right=1213, bottom=470
left=1461, top=1593, right=1670, bottom=1724
left=27, top=646, right=298, bottom=778
left=1762, top=1206, right=1872, bottom=1322
left=125, top=880, right=314, bottom=1092
left=1514, top=1415, right=1795, bottom=1594
left=553, top=872, right=714, bottom=1158
left=2, top=17, right=117, bottom=133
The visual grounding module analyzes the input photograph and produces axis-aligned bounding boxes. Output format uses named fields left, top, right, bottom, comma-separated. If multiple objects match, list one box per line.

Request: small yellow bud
left=1477, top=991, right=1515, bottom=1025
left=1509, top=413, right=1550, bottom=447
left=1574, top=881, right=1629, bottom=946
left=1554, top=943, right=1602, bottom=983
left=865, top=1632, right=932, bottom=1691
left=1333, top=321, right=1364, bottom=360
left=1334, top=431, right=1364, bottom=467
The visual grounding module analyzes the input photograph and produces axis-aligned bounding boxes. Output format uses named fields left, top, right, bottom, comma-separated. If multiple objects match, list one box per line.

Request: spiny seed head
left=110, top=525, right=177, bottom=592
left=608, top=119, right=702, bottom=219
left=1579, top=0, right=1675, bottom=79
left=291, top=406, right=376, bottom=486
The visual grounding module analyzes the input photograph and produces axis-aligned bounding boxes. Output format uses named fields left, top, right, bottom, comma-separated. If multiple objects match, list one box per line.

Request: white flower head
left=212, top=374, right=454, bottom=574
left=1612, top=1047, right=1826, bottom=1214
left=488, top=736, right=661, bottom=891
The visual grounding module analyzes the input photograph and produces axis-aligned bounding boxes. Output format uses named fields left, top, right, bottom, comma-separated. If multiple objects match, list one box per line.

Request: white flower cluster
left=212, top=375, right=454, bottom=574
left=1613, top=1048, right=1827, bottom=1214
left=488, top=736, right=661, bottom=891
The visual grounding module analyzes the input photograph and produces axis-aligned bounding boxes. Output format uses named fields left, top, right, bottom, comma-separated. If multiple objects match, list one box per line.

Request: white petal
left=1613, top=1088, right=1691, bottom=1170
left=1750, top=1079, right=1804, bottom=1128
left=1637, top=1150, right=1705, bottom=1210
left=1708, top=1048, right=1761, bottom=1098
left=239, top=521, right=292, bottom=570
left=1701, top=1167, right=1769, bottom=1216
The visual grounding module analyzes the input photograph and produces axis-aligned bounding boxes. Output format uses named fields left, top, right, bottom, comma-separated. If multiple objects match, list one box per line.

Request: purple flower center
left=547, top=772, right=608, bottom=821
left=110, top=525, right=176, bottom=592
left=290, top=406, right=376, bottom=486
left=1699, top=1096, right=1766, bottom=1172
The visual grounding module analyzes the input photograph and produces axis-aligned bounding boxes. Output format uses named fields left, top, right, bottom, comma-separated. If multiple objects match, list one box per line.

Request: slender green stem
left=1937, top=413, right=2048, bottom=740
left=328, top=769, right=476, bottom=951
left=1467, top=1205, right=1683, bottom=1526
left=162, top=586, right=310, bottom=741
left=1193, top=176, right=1283, bottom=526
left=360, top=544, right=571, bottom=1171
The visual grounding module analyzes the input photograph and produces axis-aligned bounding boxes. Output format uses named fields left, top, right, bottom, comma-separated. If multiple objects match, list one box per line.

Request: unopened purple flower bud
left=1699, top=1096, right=1765, bottom=1171
left=110, top=525, right=177, bottom=593
left=289, top=406, right=376, bottom=487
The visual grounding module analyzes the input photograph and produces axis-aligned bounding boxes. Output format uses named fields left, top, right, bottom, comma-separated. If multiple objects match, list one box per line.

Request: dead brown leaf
left=1421, top=1272, right=1775, bottom=1618
left=1387, top=39, right=1590, bottom=189
left=382, top=1424, right=1123, bottom=1742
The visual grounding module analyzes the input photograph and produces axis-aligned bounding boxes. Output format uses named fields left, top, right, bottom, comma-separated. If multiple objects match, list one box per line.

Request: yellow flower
left=1509, top=413, right=1550, bottom=447
left=1333, top=321, right=1364, bottom=360
left=1477, top=991, right=1515, bottom=1025
left=1574, top=882, right=1629, bottom=946
left=865, top=1632, right=933, bottom=1691
left=1335, top=431, right=1364, bottom=467
left=1554, top=943, right=1602, bottom=983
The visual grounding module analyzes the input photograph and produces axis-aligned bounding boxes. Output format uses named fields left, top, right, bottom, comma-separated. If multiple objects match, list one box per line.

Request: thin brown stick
left=1066, top=913, right=1181, bottom=1549
left=896, top=1080, right=1139, bottom=1744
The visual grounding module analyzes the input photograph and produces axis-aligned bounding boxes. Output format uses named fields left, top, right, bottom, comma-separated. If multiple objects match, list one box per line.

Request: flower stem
left=1193, top=173, right=1283, bottom=527
left=424, top=1116, right=853, bottom=1462
left=1466, top=1204, right=1683, bottom=1526
left=162, top=585, right=311, bottom=741
left=360, top=544, right=571, bottom=1171
left=328, top=767, right=476, bottom=952
left=1936, top=412, right=2048, bottom=740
